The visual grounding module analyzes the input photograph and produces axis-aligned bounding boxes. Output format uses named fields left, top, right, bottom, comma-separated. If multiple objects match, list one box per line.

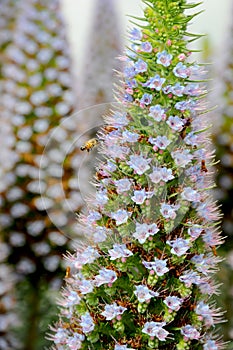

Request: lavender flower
left=142, top=321, right=169, bottom=341
left=143, top=258, right=169, bottom=276
left=133, top=222, right=159, bottom=244
left=111, top=209, right=131, bottom=225
left=164, top=296, right=183, bottom=311
left=167, top=238, right=190, bottom=256
left=108, top=244, right=133, bottom=261
left=127, top=154, right=151, bottom=175
left=101, top=303, right=127, bottom=320
left=80, top=312, right=95, bottom=334
left=148, top=104, right=166, bottom=121
left=156, top=50, right=173, bottom=67
left=143, top=74, right=166, bottom=90
left=134, top=59, right=148, bottom=73
left=134, top=285, right=159, bottom=303
left=94, top=268, right=117, bottom=287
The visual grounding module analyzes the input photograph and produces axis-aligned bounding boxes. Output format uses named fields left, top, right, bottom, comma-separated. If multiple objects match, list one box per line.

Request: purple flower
left=64, top=291, right=80, bottom=307
left=122, top=130, right=139, bottom=143
left=149, top=166, right=174, bottom=184
left=115, top=178, right=132, bottom=193
left=93, top=226, right=108, bottom=243
left=108, top=244, right=133, bottom=261
left=140, top=93, right=153, bottom=106
left=156, top=50, right=173, bottom=67
left=114, top=178, right=132, bottom=193
left=164, top=296, right=183, bottom=311
left=181, top=325, right=200, bottom=340
left=87, top=211, right=102, bottom=223
left=160, top=203, right=180, bottom=220
left=106, top=144, right=130, bottom=159
left=181, top=187, right=201, bottom=202
left=66, top=333, right=85, bottom=348
left=80, top=312, right=95, bottom=334
left=78, top=279, right=93, bottom=295
left=173, top=62, right=191, bottom=78
left=134, top=285, right=159, bottom=302
left=111, top=112, right=129, bottom=128
left=187, top=225, right=203, bottom=240
left=203, top=340, right=218, bottom=350
left=191, top=254, right=219, bottom=275
left=163, top=85, right=172, bottom=94
left=95, top=189, right=108, bottom=206
left=196, top=201, right=219, bottom=222
left=131, top=189, right=147, bottom=204
left=184, top=132, right=202, bottom=147
left=127, top=154, right=151, bottom=175
left=105, top=160, right=117, bottom=173
left=166, top=115, right=184, bottom=131
left=74, top=246, right=100, bottom=269
left=101, top=302, right=127, bottom=320
left=175, top=99, right=197, bottom=112
left=179, top=270, right=201, bottom=287
left=167, top=238, right=190, bottom=256
left=195, top=301, right=214, bottom=326
left=142, top=321, right=169, bottom=341
left=149, top=104, right=166, bottom=121
left=111, top=209, right=131, bottom=225
left=133, top=222, right=159, bottom=244
left=124, top=93, right=134, bottom=102
left=124, top=66, right=136, bottom=79
left=149, top=135, right=171, bottom=150
left=94, top=268, right=117, bottom=287
left=142, top=74, right=166, bottom=90
left=143, top=258, right=169, bottom=276
left=171, top=83, right=185, bottom=96
left=140, top=41, right=152, bottom=52
left=171, top=149, right=193, bottom=167
left=125, top=78, right=138, bottom=88
left=129, top=27, right=142, bottom=41
left=134, top=59, right=148, bottom=73
left=203, top=229, right=223, bottom=247
left=115, top=345, right=134, bottom=350
left=184, top=83, right=203, bottom=96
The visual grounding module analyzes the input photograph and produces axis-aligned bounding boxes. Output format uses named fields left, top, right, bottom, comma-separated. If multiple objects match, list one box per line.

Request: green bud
left=147, top=273, right=158, bottom=286
left=113, top=320, right=125, bottom=333
left=86, top=332, right=99, bottom=343
left=137, top=302, right=148, bottom=313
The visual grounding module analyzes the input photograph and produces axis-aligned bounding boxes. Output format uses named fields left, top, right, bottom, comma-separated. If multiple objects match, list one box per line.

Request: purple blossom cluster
left=50, top=1, right=226, bottom=349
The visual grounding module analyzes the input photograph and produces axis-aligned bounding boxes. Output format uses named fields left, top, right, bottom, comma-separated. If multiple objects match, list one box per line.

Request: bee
left=80, top=138, right=98, bottom=152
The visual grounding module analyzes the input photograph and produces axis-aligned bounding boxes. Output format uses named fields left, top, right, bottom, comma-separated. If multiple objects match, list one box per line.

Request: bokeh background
left=61, top=0, right=232, bottom=73
left=1, top=0, right=233, bottom=349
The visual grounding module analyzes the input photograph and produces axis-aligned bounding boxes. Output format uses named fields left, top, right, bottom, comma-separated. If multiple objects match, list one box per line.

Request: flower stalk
left=50, top=1, right=226, bottom=349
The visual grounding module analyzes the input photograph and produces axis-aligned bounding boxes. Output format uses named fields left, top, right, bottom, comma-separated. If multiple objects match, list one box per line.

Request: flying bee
left=80, top=138, right=98, bottom=152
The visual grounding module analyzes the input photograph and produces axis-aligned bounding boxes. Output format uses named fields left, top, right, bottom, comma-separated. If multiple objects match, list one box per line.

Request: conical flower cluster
left=49, top=0, right=226, bottom=349
left=0, top=0, right=84, bottom=347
